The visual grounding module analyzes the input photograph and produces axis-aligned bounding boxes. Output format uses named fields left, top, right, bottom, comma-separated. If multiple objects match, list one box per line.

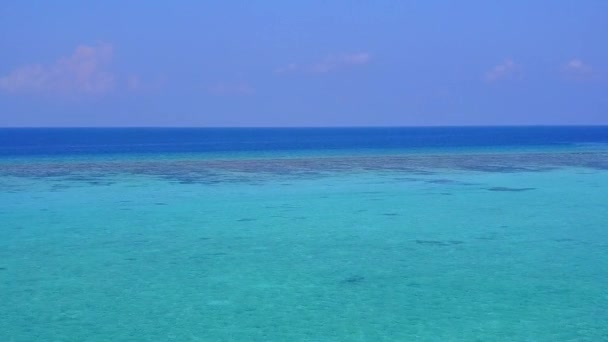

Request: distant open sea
left=1, top=127, right=608, bottom=341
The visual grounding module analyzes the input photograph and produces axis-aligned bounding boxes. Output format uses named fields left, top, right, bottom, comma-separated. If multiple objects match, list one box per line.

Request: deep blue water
left=1, top=126, right=608, bottom=156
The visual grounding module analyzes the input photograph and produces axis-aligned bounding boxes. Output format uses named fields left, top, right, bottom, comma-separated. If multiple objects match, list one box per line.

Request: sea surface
left=1, top=127, right=607, bottom=341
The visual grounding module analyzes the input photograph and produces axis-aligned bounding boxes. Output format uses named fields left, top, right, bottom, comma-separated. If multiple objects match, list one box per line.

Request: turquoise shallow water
left=1, top=149, right=608, bottom=341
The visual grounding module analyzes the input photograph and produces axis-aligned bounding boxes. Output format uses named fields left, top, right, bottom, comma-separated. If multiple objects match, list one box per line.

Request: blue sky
left=0, top=1, right=606, bottom=126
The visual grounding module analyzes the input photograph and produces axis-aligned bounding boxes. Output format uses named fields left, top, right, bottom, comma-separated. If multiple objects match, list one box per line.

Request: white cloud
left=563, top=59, right=594, bottom=80
left=484, top=59, right=521, bottom=82
left=0, top=43, right=115, bottom=95
left=276, top=52, right=372, bottom=74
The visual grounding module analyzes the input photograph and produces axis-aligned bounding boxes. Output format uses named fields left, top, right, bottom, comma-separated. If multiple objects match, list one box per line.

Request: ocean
left=1, top=127, right=607, bottom=341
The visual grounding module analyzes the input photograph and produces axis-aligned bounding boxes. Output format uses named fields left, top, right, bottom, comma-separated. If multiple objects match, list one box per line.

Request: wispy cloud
left=125, top=74, right=166, bottom=93
left=562, top=58, right=594, bottom=80
left=484, top=59, right=521, bottom=82
left=275, top=63, right=299, bottom=74
left=0, top=43, right=115, bottom=95
left=207, top=81, right=255, bottom=96
left=276, top=52, right=372, bottom=74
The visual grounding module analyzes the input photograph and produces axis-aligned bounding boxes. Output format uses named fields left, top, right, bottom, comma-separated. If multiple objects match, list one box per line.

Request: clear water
left=1, top=128, right=608, bottom=341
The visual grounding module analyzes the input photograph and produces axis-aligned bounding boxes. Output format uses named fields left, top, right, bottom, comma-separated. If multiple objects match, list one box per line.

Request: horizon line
left=1, top=124, right=608, bottom=129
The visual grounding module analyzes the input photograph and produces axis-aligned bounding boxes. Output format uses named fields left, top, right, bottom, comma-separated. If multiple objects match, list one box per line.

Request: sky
left=0, top=1, right=607, bottom=127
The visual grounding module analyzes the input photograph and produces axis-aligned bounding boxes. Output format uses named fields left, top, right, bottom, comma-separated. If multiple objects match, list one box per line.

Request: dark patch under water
left=88, top=181, right=115, bottom=186
left=487, top=187, right=536, bottom=192
left=476, top=236, right=496, bottom=240
left=341, top=275, right=365, bottom=284
left=415, top=240, right=464, bottom=246
left=2, top=149, right=608, bottom=185
left=553, top=238, right=577, bottom=243
left=426, top=179, right=455, bottom=184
